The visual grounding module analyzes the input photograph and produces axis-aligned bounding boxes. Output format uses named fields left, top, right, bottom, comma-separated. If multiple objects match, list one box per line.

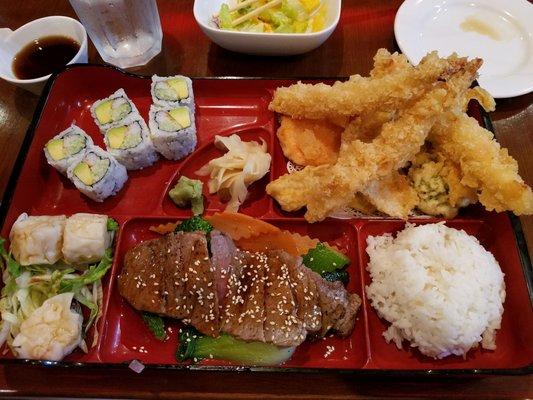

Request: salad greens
left=0, top=237, right=114, bottom=352
left=216, top=0, right=326, bottom=34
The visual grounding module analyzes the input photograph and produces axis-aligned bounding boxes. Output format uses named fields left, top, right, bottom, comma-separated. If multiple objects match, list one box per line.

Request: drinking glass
left=69, top=0, right=163, bottom=68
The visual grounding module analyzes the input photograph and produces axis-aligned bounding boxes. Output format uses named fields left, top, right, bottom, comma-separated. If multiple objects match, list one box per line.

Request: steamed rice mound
left=365, top=223, right=505, bottom=359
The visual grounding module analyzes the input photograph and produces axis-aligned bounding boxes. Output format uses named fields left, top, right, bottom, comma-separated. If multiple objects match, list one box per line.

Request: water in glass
left=69, top=0, right=162, bottom=68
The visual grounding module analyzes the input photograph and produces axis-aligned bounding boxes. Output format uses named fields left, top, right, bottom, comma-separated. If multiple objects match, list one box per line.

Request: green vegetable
left=218, top=4, right=233, bottom=29
left=177, top=327, right=295, bottom=366
left=107, top=218, right=119, bottom=232
left=59, top=248, right=113, bottom=294
left=281, top=0, right=308, bottom=22
left=175, top=216, right=213, bottom=235
left=142, top=313, right=166, bottom=341
left=75, top=291, right=99, bottom=333
left=0, top=238, right=21, bottom=278
left=168, top=176, right=204, bottom=216
left=322, top=270, right=349, bottom=285
left=302, top=243, right=350, bottom=275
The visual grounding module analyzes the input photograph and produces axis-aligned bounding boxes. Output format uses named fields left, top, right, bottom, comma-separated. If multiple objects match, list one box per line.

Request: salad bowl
left=193, top=0, right=341, bottom=56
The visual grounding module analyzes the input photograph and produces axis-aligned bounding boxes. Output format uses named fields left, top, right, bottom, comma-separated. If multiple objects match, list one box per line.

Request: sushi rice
left=43, top=125, right=93, bottom=175
left=67, top=146, right=128, bottom=202
left=151, top=75, right=194, bottom=109
left=148, top=104, right=197, bottom=160
left=103, top=116, right=159, bottom=170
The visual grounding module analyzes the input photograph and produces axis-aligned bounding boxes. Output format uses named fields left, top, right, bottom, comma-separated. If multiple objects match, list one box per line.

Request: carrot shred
left=205, top=212, right=280, bottom=241
left=289, top=232, right=320, bottom=255
left=236, top=230, right=299, bottom=256
left=149, top=222, right=178, bottom=235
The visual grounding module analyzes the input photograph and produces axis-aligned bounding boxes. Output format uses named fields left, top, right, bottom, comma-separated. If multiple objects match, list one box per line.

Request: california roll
left=151, top=75, right=194, bottom=109
left=103, top=118, right=158, bottom=170
left=91, top=89, right=140, bottom=131
left=67, top=146, right=128, bottom=202
left=148, top=105, right=197, bottom=160
left=43, top=125, right=93, bottom=175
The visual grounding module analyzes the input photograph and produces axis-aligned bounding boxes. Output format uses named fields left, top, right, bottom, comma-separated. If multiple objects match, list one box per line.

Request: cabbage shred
left=0, top=238, right=113, bottom=355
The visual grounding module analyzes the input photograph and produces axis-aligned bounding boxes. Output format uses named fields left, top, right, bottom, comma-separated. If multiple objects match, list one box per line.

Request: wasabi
left=169, top=176, right=204, bottom=215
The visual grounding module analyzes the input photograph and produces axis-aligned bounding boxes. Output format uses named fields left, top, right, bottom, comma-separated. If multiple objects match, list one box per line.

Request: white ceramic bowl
left=193, top=0, right=341, bottom=56
left=0, top=16, right=88, bottom=94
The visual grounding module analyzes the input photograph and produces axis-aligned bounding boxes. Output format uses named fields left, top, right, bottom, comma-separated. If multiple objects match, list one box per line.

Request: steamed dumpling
left=62, top=213, right=112, bottom=265
left=12, top=293, right=82, bottom=361
left=9, top=214, right=66, bottom=265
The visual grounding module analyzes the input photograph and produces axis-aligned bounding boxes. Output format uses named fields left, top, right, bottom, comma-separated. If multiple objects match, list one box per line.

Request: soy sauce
left=12, top=35, right=80, bottom=80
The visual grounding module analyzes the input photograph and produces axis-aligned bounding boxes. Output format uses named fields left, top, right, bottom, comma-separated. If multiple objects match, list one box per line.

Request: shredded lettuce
left=218, top=4, right=233, bottom=29
left=0, top=237, right=113, bottom=355
left=0, top=238, right=21, bottom=278
left=59, top=248, right=113, bottom=294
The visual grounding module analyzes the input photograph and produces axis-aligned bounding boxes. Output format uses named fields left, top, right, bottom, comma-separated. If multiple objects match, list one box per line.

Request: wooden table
left=0, top=0, right=531, bottom=398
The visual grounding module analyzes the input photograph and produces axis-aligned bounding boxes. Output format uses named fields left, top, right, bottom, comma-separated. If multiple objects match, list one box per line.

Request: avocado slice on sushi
left=168, top=107, right=191, bottom=129
left=46, top=139, right=65, bottom=160
left=73, top=162, right=94, bottom=186
left=167, top=78, right=188, bottom=99
left=95, top=100, right=113, bottom=125
left=107, top=126, right=127, bottom=149
left=73, top=157, right=111, bottom=186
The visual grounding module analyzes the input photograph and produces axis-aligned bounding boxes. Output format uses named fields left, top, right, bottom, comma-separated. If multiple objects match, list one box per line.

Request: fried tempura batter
left=267, top=58, right=481, bottom=222
left=269, top=51, right=470, bottom=120
left=429, top=112, right=533, bottom=215
left=276, top=117, right=343, bottom=166
left=361, top=172, right=418, bottom=218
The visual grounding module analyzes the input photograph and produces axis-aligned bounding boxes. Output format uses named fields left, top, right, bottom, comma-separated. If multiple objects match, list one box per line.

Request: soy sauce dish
left=0, top=16, right=88, bottom=94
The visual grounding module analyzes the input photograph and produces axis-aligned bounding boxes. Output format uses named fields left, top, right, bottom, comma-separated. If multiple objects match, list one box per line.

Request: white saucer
left=394, top=0, right=533, bottom=98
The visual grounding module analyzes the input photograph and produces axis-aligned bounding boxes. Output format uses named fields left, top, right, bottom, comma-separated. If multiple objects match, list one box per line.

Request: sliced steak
left=220, top=251, right=266, bottom=342
left=288, top=258, right=322, bottom=334
left=169, top=232, right=220, bottom=336
left=309, top=271, right=361, bottom=337
left=118, top=232, right=220, bottom=337
left=209, top=230, right=237, bottom=300
left=263, top=250, right=306, bottom=347
left=118, top=234, right=171, bottom=314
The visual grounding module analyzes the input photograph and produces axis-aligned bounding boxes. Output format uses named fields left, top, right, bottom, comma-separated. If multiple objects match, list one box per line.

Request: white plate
left=394, top=0, right=533, bottom=98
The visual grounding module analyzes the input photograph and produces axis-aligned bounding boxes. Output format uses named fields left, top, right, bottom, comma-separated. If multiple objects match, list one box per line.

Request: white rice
left=365, top=222, right=505, bottom=359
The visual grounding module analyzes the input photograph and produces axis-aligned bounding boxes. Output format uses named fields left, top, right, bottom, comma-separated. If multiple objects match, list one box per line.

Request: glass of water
left=69, top=0, right=162, bottom=69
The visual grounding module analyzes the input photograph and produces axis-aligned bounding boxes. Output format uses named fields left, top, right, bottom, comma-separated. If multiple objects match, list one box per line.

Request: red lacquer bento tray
left=0, top=64, right=532, bottom=375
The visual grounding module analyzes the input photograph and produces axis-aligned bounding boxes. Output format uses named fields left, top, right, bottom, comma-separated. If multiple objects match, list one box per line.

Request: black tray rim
left=0, top=63, right=531, bottom=376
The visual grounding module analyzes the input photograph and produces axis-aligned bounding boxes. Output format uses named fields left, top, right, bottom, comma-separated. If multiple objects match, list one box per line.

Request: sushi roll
left=151, top=75, right=194, bottom=109
left=62, top=213, right=113, bottom=265
left=90, top=89, right=140, bottom=132
left=9, top=213, right=66, bottom=265
left=43, top=125, right=93, bottom=175
left=103, top=117, right=158, bottom=170
left=67, top=146, right=128, bottom=202
left=148, top=105, right=197, bottom=161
